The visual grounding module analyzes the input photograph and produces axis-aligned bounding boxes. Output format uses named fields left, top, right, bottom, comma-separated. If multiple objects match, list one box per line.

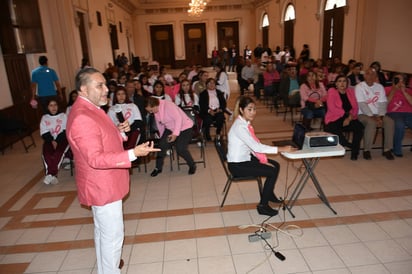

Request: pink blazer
left=325, top=87, right=359, bottom=125
left=66, top=97, right=131, bottom=206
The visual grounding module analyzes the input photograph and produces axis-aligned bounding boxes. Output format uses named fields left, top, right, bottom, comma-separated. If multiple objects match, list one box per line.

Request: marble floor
left=1, top=71, right=412, bottom=273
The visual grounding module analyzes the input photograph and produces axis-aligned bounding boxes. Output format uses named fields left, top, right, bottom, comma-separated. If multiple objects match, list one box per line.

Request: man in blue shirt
left=31, top=56, right=62, bottom=113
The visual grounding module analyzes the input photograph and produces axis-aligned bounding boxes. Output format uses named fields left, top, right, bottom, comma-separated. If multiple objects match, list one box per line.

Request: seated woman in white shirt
left=227, top=96, right=295, bottom=216
left=108, top=86, right=144, bottom=149
left=40, top=99, right=69, bottom=185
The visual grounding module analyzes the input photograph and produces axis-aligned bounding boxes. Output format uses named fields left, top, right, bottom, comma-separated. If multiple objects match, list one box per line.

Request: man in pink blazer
left=67, top=68, right=159, bottom=274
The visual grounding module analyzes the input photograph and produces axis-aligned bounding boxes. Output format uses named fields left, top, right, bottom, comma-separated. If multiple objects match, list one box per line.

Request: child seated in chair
left=40, top=99, right=69, bottom=184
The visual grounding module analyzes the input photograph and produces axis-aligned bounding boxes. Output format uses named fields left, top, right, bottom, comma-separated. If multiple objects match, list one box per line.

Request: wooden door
left=184, top=23, right=207, bottom=66
left=284, top=20, right=294, bottom=53
left=150, top=25, right=175, bottom=68
left=3, top=54, right=40, bottom=130
left=322, top=7, right=344, bottom=61
left=217, top=21, right=239, bottom=58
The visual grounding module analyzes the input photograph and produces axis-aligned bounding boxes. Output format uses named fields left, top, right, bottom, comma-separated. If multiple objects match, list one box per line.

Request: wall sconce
left=315, top=12, right=321, bottom=21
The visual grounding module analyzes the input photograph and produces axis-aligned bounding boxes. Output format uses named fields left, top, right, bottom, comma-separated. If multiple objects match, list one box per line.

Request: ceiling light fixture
left=188, top=0, right=207, bottom=17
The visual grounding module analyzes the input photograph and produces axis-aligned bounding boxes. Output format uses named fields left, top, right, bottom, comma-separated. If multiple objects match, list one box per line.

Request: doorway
left=184, top=23, right=207, bottom=66
left=150, top=25, right=175, bottom=68
left=217, top=21, right=239, bottom=58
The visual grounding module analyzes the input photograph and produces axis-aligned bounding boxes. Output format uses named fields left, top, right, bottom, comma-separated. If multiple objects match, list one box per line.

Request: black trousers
left=156, top=128, right=194, bottom=170
left=202, top=112, right=225, bottom=138
left=325, top=117, right=364, bottom=157
left=228, top=155, right=280, bottom=205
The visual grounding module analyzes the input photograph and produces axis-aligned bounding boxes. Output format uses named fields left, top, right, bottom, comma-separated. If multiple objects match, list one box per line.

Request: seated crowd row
left=242, top=57, right=411, bottom=161
left=39, top=63, right=234, bottom=184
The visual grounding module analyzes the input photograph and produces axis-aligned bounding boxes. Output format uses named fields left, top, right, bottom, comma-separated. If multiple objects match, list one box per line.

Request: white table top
left=281, top=145, right=346, bottom=159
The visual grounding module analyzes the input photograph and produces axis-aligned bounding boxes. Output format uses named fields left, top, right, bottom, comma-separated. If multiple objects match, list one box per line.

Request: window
left=285, top=4, right=296, bottom=21
left=262, top=13, right=269, bottom=27
left=325, top=0, right=346, bottom=11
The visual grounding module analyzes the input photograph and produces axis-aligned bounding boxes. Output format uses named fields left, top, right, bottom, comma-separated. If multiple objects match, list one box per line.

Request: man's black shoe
left=150, top=168, right=162, bottom=177
left=363, top=151, right=372, bottom=160
left=188, top=165, right=197, bottom=175
left=383, top=150, right=394, bottom=160
left=119, top=259, right=124, bottom=269
left=257, top=204, right=278, bottom=216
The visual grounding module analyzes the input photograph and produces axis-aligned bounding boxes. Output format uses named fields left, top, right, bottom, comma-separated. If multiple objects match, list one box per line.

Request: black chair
left=0, top=116, right=36, bottom=154
left=177, top=107, right=206, bottom=169
left=214, top=140, right=263, bottom=207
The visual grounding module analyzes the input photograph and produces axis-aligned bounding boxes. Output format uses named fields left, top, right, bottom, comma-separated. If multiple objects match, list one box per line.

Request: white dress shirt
left=227, top=116, right=278, bottom=163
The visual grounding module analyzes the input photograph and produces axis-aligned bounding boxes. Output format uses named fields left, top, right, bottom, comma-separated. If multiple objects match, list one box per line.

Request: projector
left=303, top=132, right=339, bottom=148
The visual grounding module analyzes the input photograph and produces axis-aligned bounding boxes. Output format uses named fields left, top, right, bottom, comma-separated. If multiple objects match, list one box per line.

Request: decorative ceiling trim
left=110, top=0, right=136, bottom=13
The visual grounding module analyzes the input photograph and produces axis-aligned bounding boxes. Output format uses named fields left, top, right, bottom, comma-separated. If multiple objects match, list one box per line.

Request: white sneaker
left=166, top=149, right=171, bottom=156
left=43, top=174, right=53, bottom=185
left=62, top=157, right=71, bottom=164
left=63, top=163, right=71, bottom=170
left=50, top=176, right=59, bottom=185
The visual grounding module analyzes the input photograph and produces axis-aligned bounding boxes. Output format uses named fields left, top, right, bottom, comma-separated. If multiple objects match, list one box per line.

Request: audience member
left=299, top=71, right=327, bottom=130
left=145, top=97, right=196, bottom=176
left=40, top=99, right=69, bottom=184
left=263, top=63, right=281, bottom=100
left=355, top=68, right=395, bottom=160
left=348, top=62, right=364, bottom=87
left=279, top=65, right=301, bottom=107
left=66, top=90, right=78, bottom=117
left=175, top=79, right=199, bottom=110
left=325, top=75, right=364, bottom=160
left=199, top=78, right=227, bottom=141
left=386, top=73, right=412, bottom=157
left=108, top=87, right=144, bottom=149
left=192, top=70, right=209, bottom=95
left=239, top=59, right=255, bottom=95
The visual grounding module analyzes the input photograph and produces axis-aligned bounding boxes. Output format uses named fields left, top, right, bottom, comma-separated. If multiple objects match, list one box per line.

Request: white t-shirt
left=108, top=103, right=142, bottom=125
left=40, top=113, right=67, bottom=139
left=355, top=81, right=387, bottom=116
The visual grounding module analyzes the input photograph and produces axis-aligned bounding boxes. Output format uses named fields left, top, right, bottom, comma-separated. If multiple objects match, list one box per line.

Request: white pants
left=92, top=200, right=124, bottom=274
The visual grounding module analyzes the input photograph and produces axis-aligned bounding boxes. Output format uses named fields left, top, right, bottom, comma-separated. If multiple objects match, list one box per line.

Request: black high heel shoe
left=256, top=204, right=278, bottom=216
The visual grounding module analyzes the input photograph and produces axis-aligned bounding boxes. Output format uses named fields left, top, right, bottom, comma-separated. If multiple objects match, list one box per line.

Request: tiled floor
left=1, top=70, right=412, bottom=273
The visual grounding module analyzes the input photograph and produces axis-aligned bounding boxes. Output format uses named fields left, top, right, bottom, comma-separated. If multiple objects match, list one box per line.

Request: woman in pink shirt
left=299, top=71, right=328, bottom=130
left=145, top=97, right=196, bottom=176
left=386, top=74, right=412, bottom=157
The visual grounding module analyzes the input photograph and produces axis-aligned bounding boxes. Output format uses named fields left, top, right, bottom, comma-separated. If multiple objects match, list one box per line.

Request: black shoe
left=394, top=153, right=403, bottom=158
left=150, top=168, right=162, bottom=177
left=363, top=151, right=372, bottom=160
left=383, top=150, right=394, bottom=160
left=119, top=259, right=124, bottom=269
left=256, top=204, right=278, bottom=216
left=269, top=195, right=283, bottom=203
left=188, top=165, right=197, bottom=175
left=350, top=154, right=358, bottom=161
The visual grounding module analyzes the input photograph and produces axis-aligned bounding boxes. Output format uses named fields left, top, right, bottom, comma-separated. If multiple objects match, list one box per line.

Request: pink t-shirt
left=385, top=87, right=412, bottom=113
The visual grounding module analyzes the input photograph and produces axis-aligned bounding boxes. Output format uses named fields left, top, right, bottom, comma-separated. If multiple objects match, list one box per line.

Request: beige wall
left=133, top=9, right=256, bottom=63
